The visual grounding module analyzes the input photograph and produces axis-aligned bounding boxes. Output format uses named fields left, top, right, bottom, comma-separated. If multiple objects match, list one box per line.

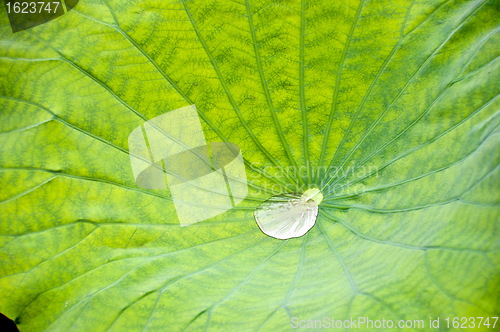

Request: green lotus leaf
left=0, top=0, right=499, bottom=331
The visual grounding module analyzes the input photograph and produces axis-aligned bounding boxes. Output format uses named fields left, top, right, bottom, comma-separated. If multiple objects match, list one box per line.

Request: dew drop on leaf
left=254, top=188, right=323, bottom=240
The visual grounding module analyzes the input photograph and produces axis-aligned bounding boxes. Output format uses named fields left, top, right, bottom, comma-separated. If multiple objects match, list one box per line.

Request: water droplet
left=254, top=188, right=323, bottom=240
